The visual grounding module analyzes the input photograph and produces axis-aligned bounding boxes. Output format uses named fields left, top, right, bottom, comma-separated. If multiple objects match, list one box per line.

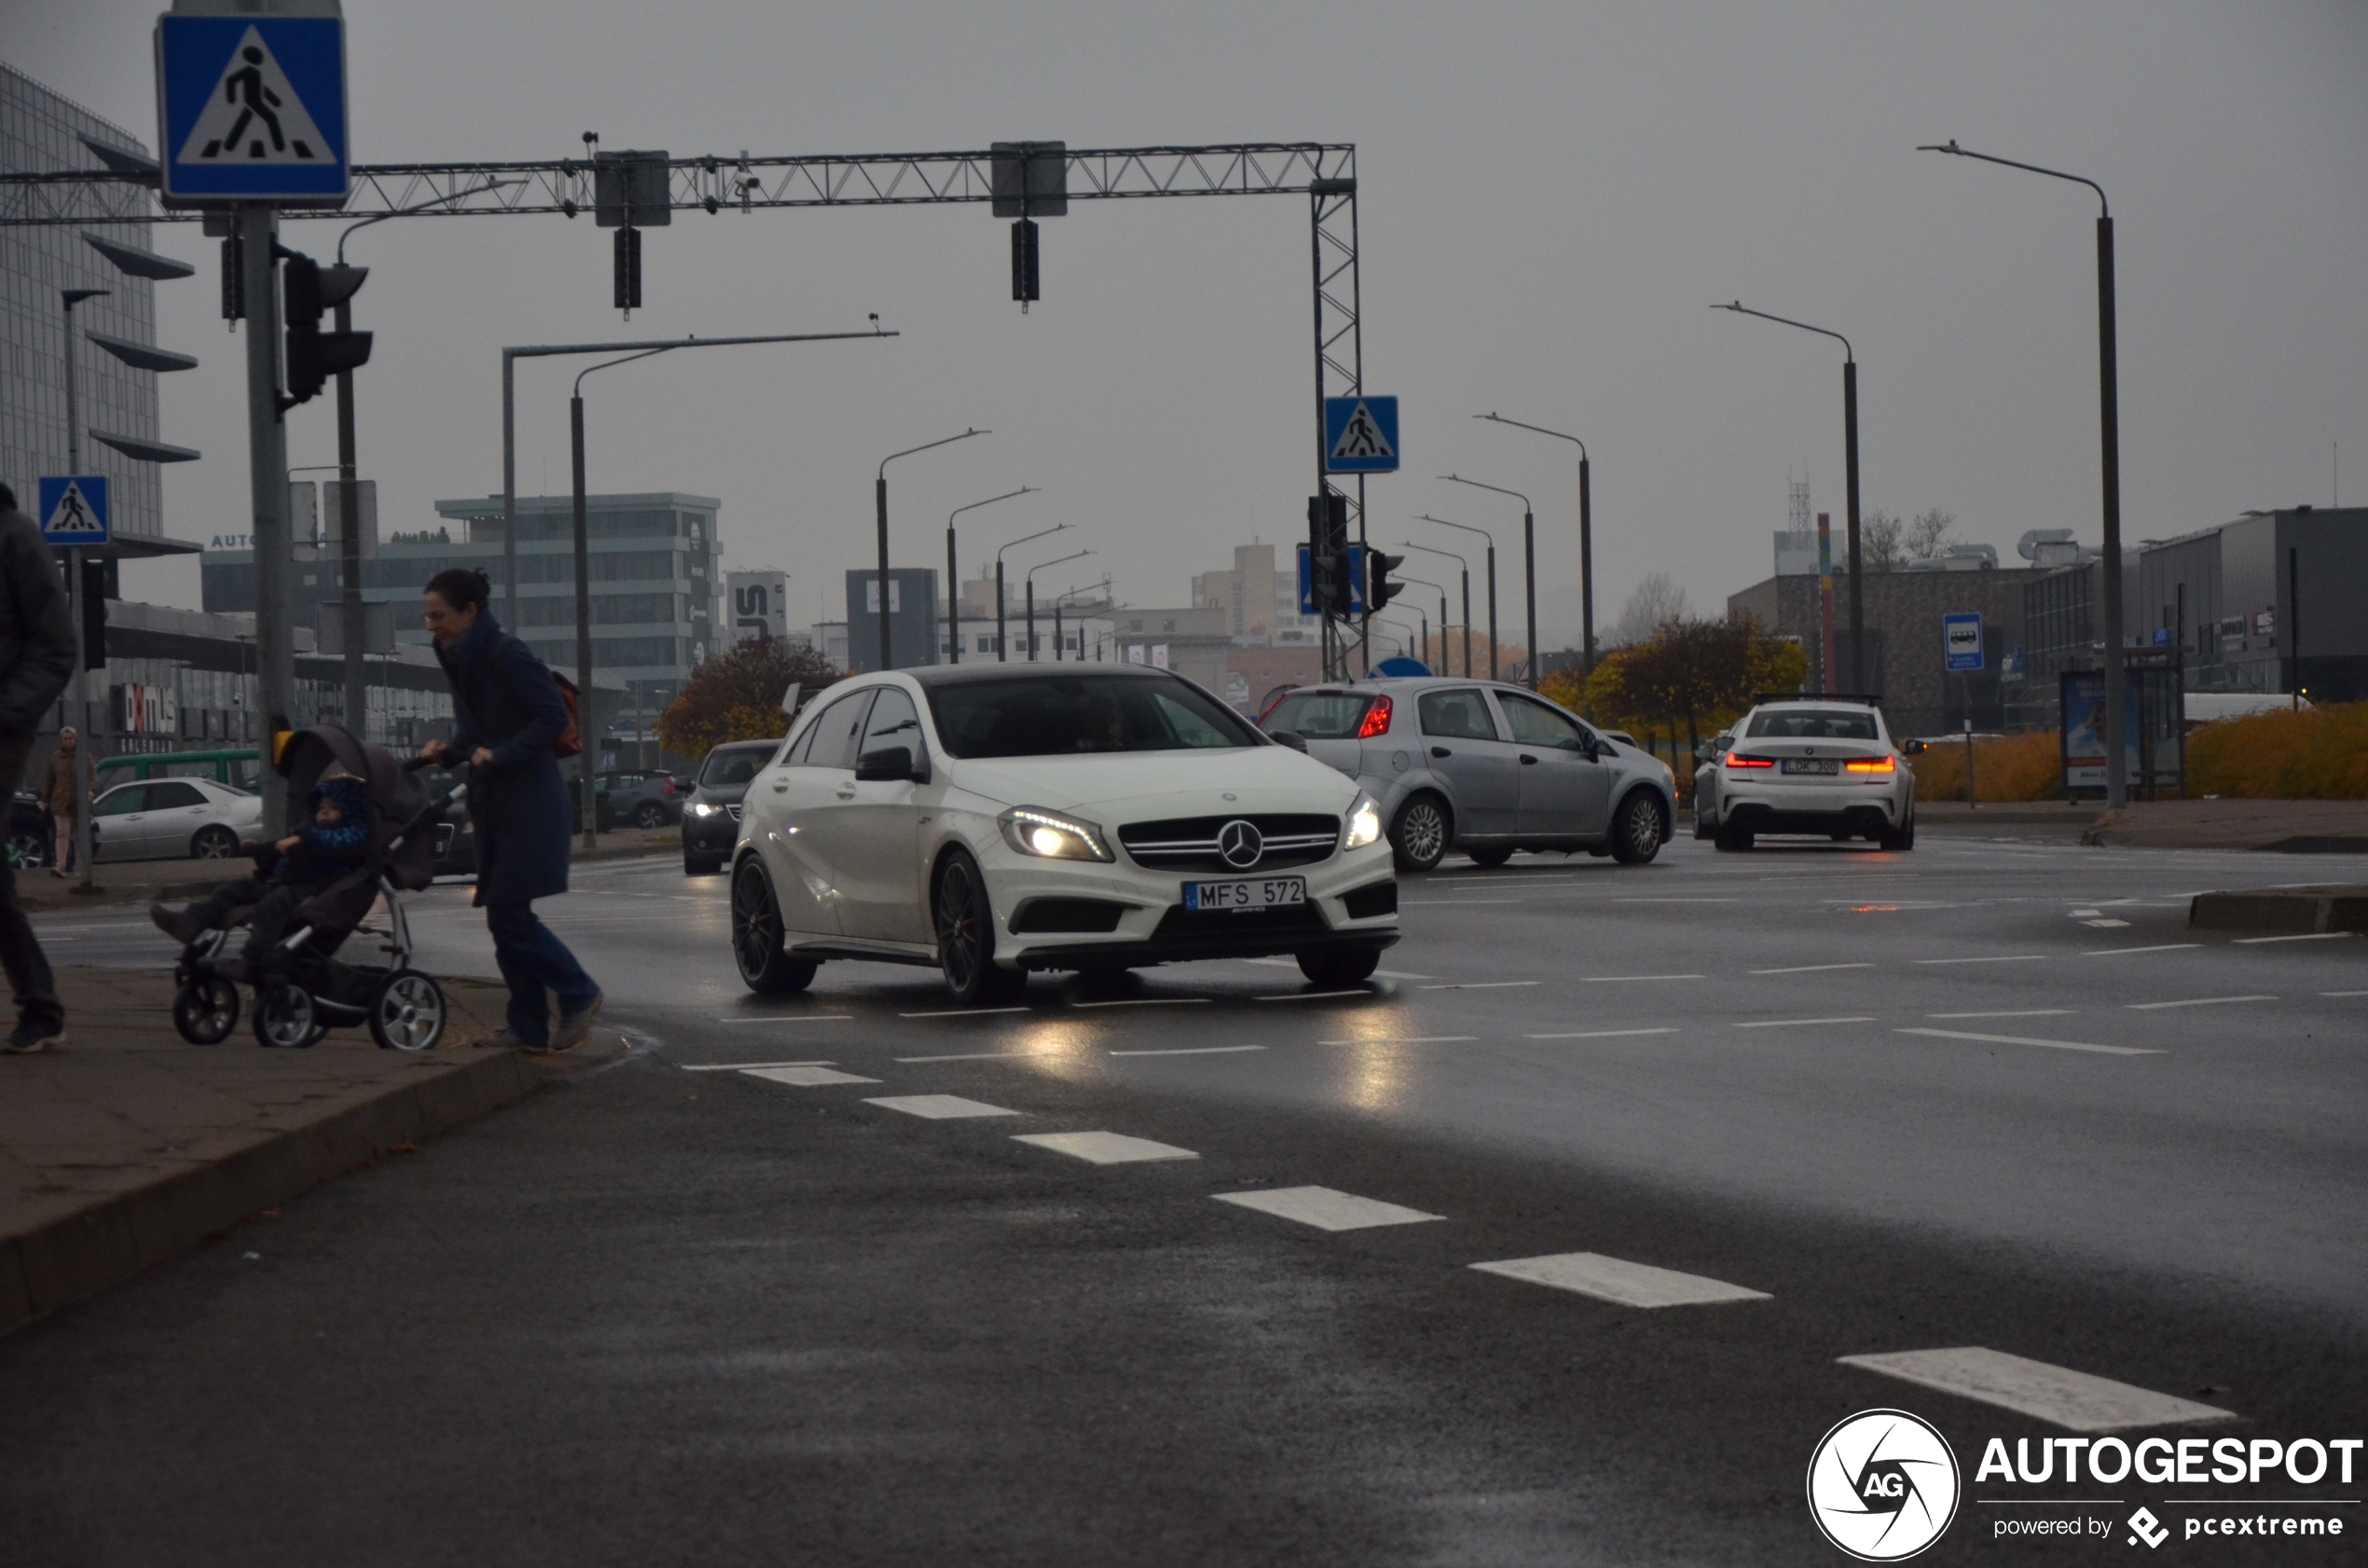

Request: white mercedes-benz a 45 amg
left=726, top=666, right=1401, bottom=1005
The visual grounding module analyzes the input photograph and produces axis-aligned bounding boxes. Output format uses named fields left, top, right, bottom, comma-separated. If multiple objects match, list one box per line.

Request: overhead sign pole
left=157, top=0, right=351, bottom=835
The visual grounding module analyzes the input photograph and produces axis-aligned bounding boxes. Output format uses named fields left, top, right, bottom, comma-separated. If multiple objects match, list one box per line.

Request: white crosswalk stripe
left=1838, top=1346, right=2236, bottom=1433
left=1212, top=1186, right=1442, bottom=1231
left=1012, top=1132, right=1200, bottom=1164
left=1470, top=1252, right=1769, bottom=1308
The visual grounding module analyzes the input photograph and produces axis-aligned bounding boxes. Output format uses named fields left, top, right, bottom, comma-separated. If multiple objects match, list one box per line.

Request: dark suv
left=681, top=739, right=781, bottom=875
left=601, top=770, right=683, bottom=829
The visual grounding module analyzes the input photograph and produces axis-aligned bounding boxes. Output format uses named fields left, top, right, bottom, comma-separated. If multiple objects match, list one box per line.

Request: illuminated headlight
left=998, top=806, right=1112, bottom=861
left=689, top=802, right=718, bottom=817
left=1342, top=791, right=1384, bottom=851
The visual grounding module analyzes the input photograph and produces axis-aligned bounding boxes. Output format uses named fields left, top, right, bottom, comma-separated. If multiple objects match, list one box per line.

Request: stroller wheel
left=173, top=974, right=241, bottom=1045
left=254, top=983, right=324, bottom=1050
left=369, top=970, right=447, bottom=1052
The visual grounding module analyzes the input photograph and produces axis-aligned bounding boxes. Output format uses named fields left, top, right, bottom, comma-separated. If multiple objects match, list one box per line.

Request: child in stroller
left=158, top=722, right=455, bottom=1052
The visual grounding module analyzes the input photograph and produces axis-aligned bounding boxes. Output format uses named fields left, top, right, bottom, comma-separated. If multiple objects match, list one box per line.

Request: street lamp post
left=1025, top=550, right=1092, bottom=663
left=1919, top=140, right=2127, bottom=808
left=1478, top=413, right=1595, bottom=677
left=1401, top=539, right=1472, bottom=678
left=1439, top=475, right=1535, bottom=686
left=1713, top=301, right=1863, bottom=693
left=1053, top=578, right=1111, bottom=666
left=1399, top=573, right=1449, bottom=671
left=944, top=488, right=1038, bottom=665
left=61, top=286, right=108, bottom=892
left=994, top=523, right=1067, bottom=663
left=875, top=429, right=988, bottom=673
left=1421, top=516, right=1495, bottom=680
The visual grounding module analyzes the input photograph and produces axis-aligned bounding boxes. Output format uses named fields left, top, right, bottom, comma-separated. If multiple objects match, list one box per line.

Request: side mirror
left=855, top=745, right=916, bottom=782
left=1270, top=729, right=1310, bottom=753
left=1903, top=738, right=1927, bottom=755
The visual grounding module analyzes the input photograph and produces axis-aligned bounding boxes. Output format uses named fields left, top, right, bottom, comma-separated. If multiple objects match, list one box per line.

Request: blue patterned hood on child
left=271, top=775, right=375, bottom=884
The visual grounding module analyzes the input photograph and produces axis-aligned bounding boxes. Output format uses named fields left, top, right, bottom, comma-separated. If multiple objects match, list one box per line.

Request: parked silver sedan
left=88, top=777, right=262, bottom=862
left=1260, top=678, right=1677, bottom=872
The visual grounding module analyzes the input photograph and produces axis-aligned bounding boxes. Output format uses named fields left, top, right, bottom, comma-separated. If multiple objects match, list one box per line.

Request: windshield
left=929, top=675, right=1261, bottom=759
left=1745, top=708, right=1880, bottom=741
left=1260, top=691, right=1376, bottom=739
left=699, top=745, right=777, bottom=786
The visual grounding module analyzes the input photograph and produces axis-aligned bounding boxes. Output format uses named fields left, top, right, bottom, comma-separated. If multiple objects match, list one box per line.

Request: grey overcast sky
left=15, top=0, right=2368, bottom=645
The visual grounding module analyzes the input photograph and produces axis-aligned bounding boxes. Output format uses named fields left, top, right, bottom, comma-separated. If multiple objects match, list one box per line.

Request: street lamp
left=1439, top=475, right=1536, bottom=687
left=1478, top=412, right=1595, bottom=676
left=875, top=429, right=988, bottom=673
left=1400, top=538, right=1472, bottom=678
left=994, top=522, right=1068, bottom=662
left=944, top=487, right=1038, bottom=664
left=1053, top=576, right=1111, bottom=665
left=1919, top=139, right=2127, bottom=808
left=62, top=286, right=109, bottom=893
left=1420, top=516, right=1496, bottom=680
left=1398, top=573, right=1450, bottom=672
left=1025, top=549, right=1093, bottom=663
left=1712, top=301, right=1863, bottom=693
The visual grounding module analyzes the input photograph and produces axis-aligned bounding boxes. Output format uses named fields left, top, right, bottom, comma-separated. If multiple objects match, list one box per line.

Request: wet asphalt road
left=7, top=831, right=2364, bottom=1564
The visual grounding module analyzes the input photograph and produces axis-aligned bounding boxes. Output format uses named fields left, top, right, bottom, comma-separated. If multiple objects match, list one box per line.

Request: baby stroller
left=171, top=722, right=453, bottom=1052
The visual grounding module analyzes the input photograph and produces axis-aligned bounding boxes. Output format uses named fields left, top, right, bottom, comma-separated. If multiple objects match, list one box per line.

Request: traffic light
left=1011, top=218, right=1040, bottom=308
left=279, top=250, right=371, bottom=407
left=613, top=227, right=642, bottom=312
left=1307, top=492, right=1350, bottom=613
left=78, top=557, right=107, bottom=669
left=1368, top=549, right=1406, bottom=613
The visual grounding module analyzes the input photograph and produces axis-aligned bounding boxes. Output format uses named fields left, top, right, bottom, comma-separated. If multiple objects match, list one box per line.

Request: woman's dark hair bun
left=425, top=566, right=493, bottom=613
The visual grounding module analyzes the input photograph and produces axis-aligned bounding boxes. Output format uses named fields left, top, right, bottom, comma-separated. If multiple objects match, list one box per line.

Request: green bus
left=92, top=748, right=263, bottom=793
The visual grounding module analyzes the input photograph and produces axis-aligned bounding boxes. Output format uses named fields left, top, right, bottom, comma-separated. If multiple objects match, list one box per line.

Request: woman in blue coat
left=418, top=568, right=603, bottom=1052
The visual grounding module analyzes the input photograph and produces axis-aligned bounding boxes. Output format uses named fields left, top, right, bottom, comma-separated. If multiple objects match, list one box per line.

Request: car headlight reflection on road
left=1342, top=791, right=1384, bottom=850
left=998, top=806, right=1113, bottom=862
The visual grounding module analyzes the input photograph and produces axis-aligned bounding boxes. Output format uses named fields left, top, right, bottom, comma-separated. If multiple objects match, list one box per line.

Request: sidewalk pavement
left=1, top=965, right=629, bottom=1338
left=2080, top=798, right=2368, bottom=851
left=15, top=826, right=681, bottom=913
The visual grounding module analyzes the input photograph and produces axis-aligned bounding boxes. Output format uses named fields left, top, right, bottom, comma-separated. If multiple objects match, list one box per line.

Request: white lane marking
left=1211, top=1185, right=1443, bottom=1231
left=1733, top=1015, right=1877, bottom=1028
left=2080, top=918, right=2133, bottom=928
left=1838, top=1347, right=2235, bottom=1434
left=2125, top=995, right=2277, bottom=1011
left=901, top=1006, right=1032, bottom=1018
left=893, top=1050, right=1064, bottom=1064
left=1418, top=981, right=1539, bottom=990
left=1316, top=1035, right=1476, bottom=1045
left=1526, top=1027, right=1681, bottom=1040
left=1012, top=1131, right=1200, bottom=1164
left=1927, top=1010, right=2074, bottom=1020
left=2084, top=943, right=2204, bottom=957
left=680, top=1059, right=833, bottom=1071
left=710, top=1014, right=853, bottom=1025
left=1069, top=997, right=1212, bottom=1009
left=1582, top=973, right=1705, bottom=983
left=1109, top=1044, right=1266, bottom=1058
left=1254, top=990, right=1371, bottom=1002
left=2070, top=908, right=2101, bottom=916
left=2323, top=990, right=2368, bottom=997
left=1748, top=962, right=1876, bottom=975
left=863, top=1094, right=1022, bottom=1120
left=1470, top=1252, right=1770, bottom=1308
left=1916, top=955, right=2046, bottom=965
left=742, top=1066, right=880, bottom=1087
left=2234, top=932, right=2357, bottom=945
left=1613, top=898, right=1742, bottom=903
left=1371, top=969, right=1439, bottom=981
left=1401, top=899, right=1521, bottom=905
left=1896, top=1027, right=2158, bottom=1057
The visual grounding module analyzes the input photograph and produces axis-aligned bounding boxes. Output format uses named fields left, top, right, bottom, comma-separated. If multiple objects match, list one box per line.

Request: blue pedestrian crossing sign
left=1943, top=612, right=1984, bottom=673
left=1324, top=395, right=1399, bottom=475
left=38, top=476, right=111, bottom=547
left=155, top=4, right=350, bottom=205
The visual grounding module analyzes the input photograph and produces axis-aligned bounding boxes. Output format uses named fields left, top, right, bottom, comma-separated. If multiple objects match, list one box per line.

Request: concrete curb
left=0, top=1049, right=544, bottom=1340
left=2188, top=887, right=2368, bottom=935
left=21, top=838, right=678, bottom=913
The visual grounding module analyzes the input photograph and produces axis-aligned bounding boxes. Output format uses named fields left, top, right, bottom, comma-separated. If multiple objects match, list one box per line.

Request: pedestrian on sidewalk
left=416, top=568, right=602, bottom=1053
left=0, top=482, right=79, bottom=1052
left=42, top=726, right=77, bottom=876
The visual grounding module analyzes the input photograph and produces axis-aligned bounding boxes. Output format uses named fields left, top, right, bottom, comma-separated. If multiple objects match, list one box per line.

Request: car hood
left=693, top=781, right=752, bottom=805
left=944, top=745, right=1357, bottom=819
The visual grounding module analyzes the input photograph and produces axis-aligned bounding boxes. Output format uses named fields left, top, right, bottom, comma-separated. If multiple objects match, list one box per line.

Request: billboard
left=726, top=571, right=790, bottom=645
left=846, top=568, right=939, bottom=671
left=2061, top=669, right=2182, bottom=794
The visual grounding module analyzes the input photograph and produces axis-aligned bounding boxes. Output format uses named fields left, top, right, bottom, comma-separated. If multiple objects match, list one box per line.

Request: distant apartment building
left=1191, top=543, right=1322, bottom=647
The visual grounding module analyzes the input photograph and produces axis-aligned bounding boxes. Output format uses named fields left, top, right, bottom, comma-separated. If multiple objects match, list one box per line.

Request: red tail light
left=1845, top=756, right=1897, bottom=774
left=1726, top=753, right=1775, bottom=769
left=1356, top=694, right=1395, bottom=738
left=660, top=777, right=676, bottom=795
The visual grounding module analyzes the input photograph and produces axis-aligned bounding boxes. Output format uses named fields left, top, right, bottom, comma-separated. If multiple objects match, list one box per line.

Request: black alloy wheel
left=1466, top=846, right=1515, bottom=869
left=732, top=858, right=818, bottom=995
left=684, top=852, right=724, bottom=876
left=1296, top=947, right=1381, bottom=987
left=1879, top=815, right=1917, bottom=852
left=172, top=975, right=240, bottom=1044
left=1389, top=793, right=1451, bottom=873
left=934, top=850, right=1024, bottom=1007
left=192, top=825, right=239, bottom=859
left=634, top=802, right=667, bottom=829
left=1609, top=791, right=1664, bottom=865
left=1714, top=822, right=1755, bottom=852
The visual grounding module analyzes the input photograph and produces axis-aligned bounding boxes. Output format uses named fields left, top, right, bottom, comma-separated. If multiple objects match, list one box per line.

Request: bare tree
left=1607, top=572, right=1689, bottom=647
left=1859, top=509, right=1905, bottom=572
left=1907, top=507, right=1957, bottom=560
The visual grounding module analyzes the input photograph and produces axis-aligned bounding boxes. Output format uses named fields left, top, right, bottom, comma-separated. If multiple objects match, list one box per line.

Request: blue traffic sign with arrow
left=156, top=6, right=350, bottom=204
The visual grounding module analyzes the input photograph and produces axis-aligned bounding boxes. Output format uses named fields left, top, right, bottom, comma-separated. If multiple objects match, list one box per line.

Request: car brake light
left=660, top=777, right=676, bottom=795
left=1356, top=694, right=1394, bottom=738
left=1845, top=757, right=1897, bottom=774
left=1726, top=753, right=1775, bottom=769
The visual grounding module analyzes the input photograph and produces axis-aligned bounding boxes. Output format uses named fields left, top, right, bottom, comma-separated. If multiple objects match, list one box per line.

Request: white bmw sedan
left=727, top=666, right=1401, bottom=1004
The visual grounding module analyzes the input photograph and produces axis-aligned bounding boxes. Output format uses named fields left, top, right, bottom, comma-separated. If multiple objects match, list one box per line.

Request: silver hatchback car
left=1260, top=677, right=1677, bottom=872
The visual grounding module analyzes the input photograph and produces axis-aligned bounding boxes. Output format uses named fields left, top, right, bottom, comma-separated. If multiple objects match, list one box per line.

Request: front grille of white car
left=1119, top=814, right=1341, bottom=873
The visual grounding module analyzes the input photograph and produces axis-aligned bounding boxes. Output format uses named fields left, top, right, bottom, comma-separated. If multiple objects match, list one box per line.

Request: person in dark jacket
left=416, top=568, right=602, bottom=1052
left=0, top=483, right=79, bottom=1052
left=148, top=775, right=375, bottom=980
